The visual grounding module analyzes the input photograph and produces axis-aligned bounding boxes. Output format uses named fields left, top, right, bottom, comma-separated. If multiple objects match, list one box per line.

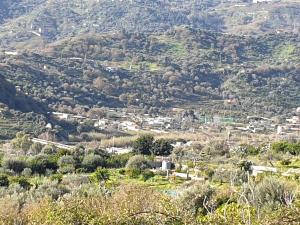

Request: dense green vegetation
left=0, top=28, right=299, bottom=118
left=0, top=1, right=299, bottom=224
left=0, top=0, right=298, bottom=140
left=1, top=133, right=300, bottom=224
left=0, top=75, right=47, bottom=113
left=0, top=0, right=299, bottom=48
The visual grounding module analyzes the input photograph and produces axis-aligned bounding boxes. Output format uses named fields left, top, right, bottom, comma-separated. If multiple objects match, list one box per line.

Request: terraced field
left=0, top=117, right=44, bottom=140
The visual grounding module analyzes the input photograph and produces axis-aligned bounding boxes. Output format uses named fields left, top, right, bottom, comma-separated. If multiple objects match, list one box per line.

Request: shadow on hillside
left=0, top=75, right=48, bottom=114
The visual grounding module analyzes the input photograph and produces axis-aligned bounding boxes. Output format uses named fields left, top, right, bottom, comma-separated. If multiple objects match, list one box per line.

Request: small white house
left=119, top=121, right=139, bottom=131
left=4, top=51, right=19, bottom=56
left=287, top=116, right=300, bottom=124
left=45, top=123, right=52, bottom=129
left=105, top=147, right=132, bottom=154
left=277, top=125, right=283, bottom=135
left=52, top=112, right=71, bottom=120
left=162, top=160, right=172, bottom=170
left=94, top=119, right=108, bottom=129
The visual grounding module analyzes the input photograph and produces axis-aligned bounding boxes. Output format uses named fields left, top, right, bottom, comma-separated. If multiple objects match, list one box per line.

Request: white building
left=94, top=119, right=108, bottom=129
left=52, top=112, right=71, bottom=120
left=4, top=51, right=19, bottom=56
left=287, top=116, right=300, bottom=124
left=162, top=160, right=172, bottom=170
left=119, top=121, right=139, bottom=131
left=144, top=116, right=172, bottom=129
left=105, top=147, right=132, bottom=154
left=277, top=125, right=283, bottom=135
left=45, top=123, right=53, bottom=129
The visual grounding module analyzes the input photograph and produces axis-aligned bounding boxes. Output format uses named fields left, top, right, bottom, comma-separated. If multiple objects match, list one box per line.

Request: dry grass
left=19, top=184, right=192, bottom=225
left=82, top=129, right=281, bottom=149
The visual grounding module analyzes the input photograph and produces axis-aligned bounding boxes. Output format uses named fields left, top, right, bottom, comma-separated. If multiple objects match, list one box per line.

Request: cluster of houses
left=50, top=106, right=300, bottom=138
left=252, top=0, right=274, bottom=3
left=277, top=107, right=300, bottom=137
left=234, top=116, right=275, bottom=133
left=51, top=110, right=174, bottom=133
left=230, top=107, right=300, bottom=138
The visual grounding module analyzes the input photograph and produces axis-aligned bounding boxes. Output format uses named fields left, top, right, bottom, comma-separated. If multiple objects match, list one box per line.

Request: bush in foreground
left=0, top=174, right=9, bottom=187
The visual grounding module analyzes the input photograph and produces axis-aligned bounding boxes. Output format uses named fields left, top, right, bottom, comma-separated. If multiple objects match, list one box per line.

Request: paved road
left=32, top=138, right=75, bottom=150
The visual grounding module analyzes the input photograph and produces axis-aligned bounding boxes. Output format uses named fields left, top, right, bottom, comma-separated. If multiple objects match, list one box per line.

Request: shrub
left=205, top=169, right=214, bottom=180
left=21, top=168, right=32, bottom=177
left=75, top=168, right=85, bottom=173
left=50, top=174, right=63, bottom=183
left=133, top=135, right=154, bottom=155
left=264, top=201, right=300, bottom=224
left=151, top=139, right=174, bottom=156
left=211, top=187, right=236, bottom=210
left=87, top=148, right=109, bottom=158
left=212, top=168, right=247, bottom=185
left=0, top=153, right=3, bottom=164
left=11, top=132, right=33, bottom=153
left=28, top=154, right=58, bottom=174
left=118, top=169, right=126, bottom=175
left=58, top=165, right=75, bottom=174
left=237, top=144, right=260, bottom=156
left=179, top=183, right=215, bottom=216
left=29, top=142, right=43, bottom=155
left=280, top=159, right=291, bottom=166
left=140, top=170, right=155, bottom=181
left=81, top=154, right=106, bottom=172
left=41, top=145, right=57, bottom=154
left=271, top=141, right=300, bottom=155
left=2, top=158, right=27, bottom=174
left=106, top=153, right=132, bottom=168
left=21, top=184, right=189, bottom=224
left=271, top=141, right=289, bottom=153
left=90, top=168, right=110, bottom=183
left=34, top=182, right=70, bottom=200
left=56, top=148, right=71, bottom=157
left=61, top=174, right=90, bottom=188
left=126, top=168, right=141, bottom=178
left=18, top=177, right=32, bottom=190
left=0, top=174, right=9, bottom=187
left=126, top=155, right=151, bottom=170
left=255, top=177, right=294, bottom=208
left=58, top=155, right=75, bottom=168
left=243, top=177, right=295, bottom=209
left=9, top=176, right=31, bottom=190
left=203, top=141, right=229, bottom=156
left=199, top=203, right=258, bottom=224
left=239, top=160, right=253, bottom=172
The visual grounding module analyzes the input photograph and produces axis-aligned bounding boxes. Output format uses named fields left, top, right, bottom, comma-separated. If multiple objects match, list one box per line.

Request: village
left=50, top=106, right=300, bottom=140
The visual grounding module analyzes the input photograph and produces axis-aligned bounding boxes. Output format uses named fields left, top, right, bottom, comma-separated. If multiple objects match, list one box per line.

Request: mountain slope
left=0, top=0, right=299, bottom=117
left=1, top=28, right=299, bottom=117
left=0, top=74, right=47, bottom=113
left=0, top=0, right=299, bottom=50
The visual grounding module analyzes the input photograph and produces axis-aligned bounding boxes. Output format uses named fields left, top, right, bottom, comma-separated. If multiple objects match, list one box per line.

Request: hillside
left=0, top=28, right=299, bottom=118
left=0, top=75, right=49, bottom=139
left=0, top=0, right=299, bottom=140
left=0, top=74, right=47, bottom=113
left=0, top=0, right=299, bottom=50
left=1, top=1, right=300, bottom=223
